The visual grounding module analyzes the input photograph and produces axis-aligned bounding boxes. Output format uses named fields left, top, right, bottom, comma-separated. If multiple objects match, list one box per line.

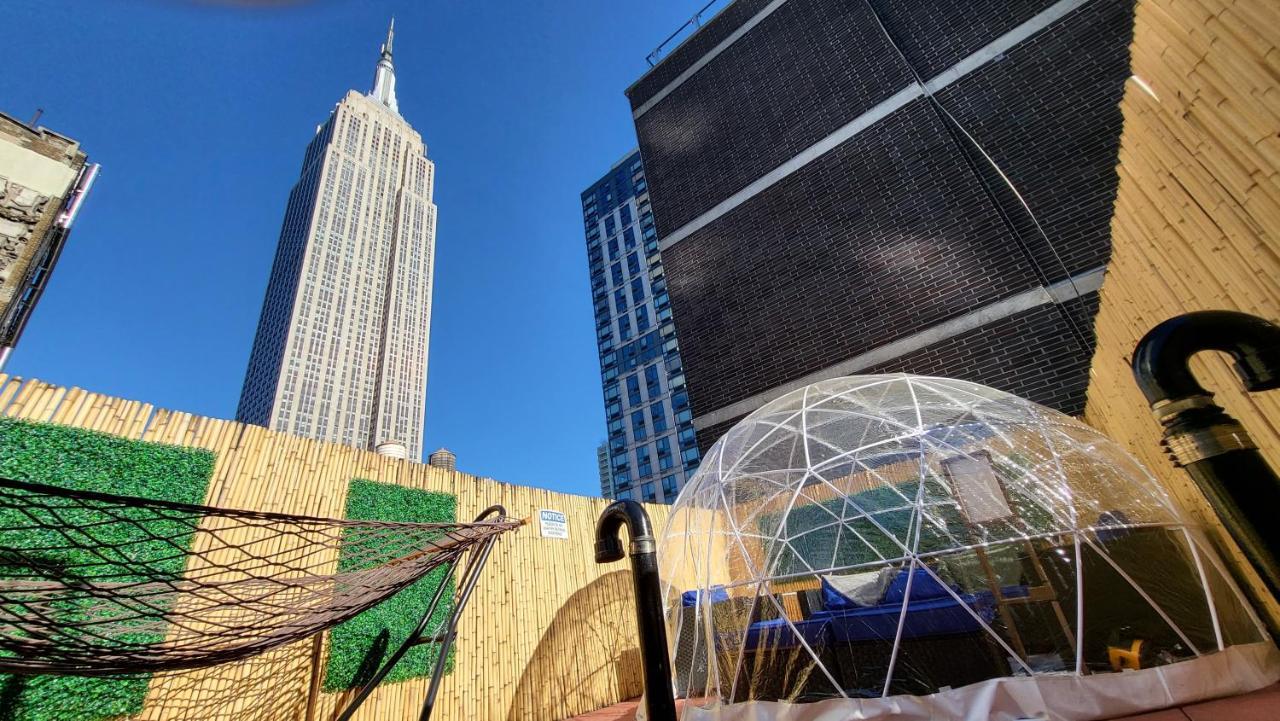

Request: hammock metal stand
left=333, top=504, right=507, bottom=721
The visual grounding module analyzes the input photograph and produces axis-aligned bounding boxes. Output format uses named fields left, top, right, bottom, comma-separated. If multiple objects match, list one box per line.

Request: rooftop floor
left=568, top=684, right=1280, bottom=721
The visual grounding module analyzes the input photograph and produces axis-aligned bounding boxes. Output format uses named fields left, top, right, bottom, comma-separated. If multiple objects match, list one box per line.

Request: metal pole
left=418, top=507, right=508, bottom=721
left=596, top=500, right=677, bottom=721
left=334, top=556, right=460, bottom=721
left=1132, top=310, right=1280, bottom=638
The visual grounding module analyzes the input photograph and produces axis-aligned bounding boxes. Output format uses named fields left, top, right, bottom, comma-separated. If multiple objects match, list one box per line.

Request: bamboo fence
left=1082, top=0, right=1280, bottom=622
left=0, top=374, right=673, bottom=721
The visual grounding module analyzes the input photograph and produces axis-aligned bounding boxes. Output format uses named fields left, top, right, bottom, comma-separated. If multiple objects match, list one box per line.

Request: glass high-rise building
left=582, top=150, right=699, bottom=503
left=238, top=21, right=437, bottom=460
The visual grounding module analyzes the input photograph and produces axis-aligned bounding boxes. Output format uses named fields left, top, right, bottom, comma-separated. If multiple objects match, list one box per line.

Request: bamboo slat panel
left=0, top=375, right=679, bottom=721
left=1082, top=0, right=1280, bottom=621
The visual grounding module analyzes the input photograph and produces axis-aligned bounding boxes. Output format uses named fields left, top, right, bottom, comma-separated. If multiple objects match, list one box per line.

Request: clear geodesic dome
left=658, top=375, right=1277, bottom=720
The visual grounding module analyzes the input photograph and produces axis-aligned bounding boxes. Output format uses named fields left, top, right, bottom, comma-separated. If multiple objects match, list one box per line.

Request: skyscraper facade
left=583, top=151, right=699, bottom=504
left=595, top=442, right=611, bottom=497
left=238, top=22, right=437, bottom=460
left=626, top=0, right=1134, bottom=454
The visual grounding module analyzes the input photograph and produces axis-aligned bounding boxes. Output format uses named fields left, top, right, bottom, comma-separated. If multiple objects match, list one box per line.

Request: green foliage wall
left=770, top=467, right=1055, bottom=577
left=0, top=418, right=216, bottom=721
left=323, top=479, right=458, bottom=691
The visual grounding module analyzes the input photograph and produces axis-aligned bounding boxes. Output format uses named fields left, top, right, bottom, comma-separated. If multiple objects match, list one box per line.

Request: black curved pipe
left=596, top=500, right=676, bottom=721
left=1132, top=311, right=1280, bottom=637
left=1133, top=310, right=1280, bottom=405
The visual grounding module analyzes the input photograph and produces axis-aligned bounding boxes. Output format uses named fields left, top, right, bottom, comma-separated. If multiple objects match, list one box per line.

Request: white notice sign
left=538, top=509, right=569, bottom=539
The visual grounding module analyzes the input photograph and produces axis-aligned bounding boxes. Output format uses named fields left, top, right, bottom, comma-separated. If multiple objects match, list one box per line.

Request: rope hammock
left=0, top=476, right=521, bottom=678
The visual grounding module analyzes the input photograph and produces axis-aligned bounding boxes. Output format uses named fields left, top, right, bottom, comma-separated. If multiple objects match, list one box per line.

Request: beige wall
left=1082, top=0, right=1280, bottom=620
left=0, top=373, right=671, bottom=721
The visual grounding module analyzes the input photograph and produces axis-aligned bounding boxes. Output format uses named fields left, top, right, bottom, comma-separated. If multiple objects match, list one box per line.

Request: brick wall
left=630, top=0, right=1135, bottom=453
left=696, top=292, right=1101, bottom=452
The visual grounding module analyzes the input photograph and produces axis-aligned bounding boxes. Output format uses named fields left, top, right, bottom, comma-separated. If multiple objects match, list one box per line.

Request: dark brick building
left=626, top=0, right=1135, bottom=452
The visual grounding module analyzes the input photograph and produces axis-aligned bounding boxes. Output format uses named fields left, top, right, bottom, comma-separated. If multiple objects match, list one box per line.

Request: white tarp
left=671, top=642, right=1279, bottom=721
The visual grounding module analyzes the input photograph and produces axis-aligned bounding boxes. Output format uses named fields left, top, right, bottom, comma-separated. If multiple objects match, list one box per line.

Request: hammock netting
left=0, top=477, right=521, bottom=676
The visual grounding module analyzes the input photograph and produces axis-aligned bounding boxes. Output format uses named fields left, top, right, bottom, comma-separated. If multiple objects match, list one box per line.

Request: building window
left=665, top=352, right=682, bottom=374
left=618, top=316, right=632, bottom=341
left=651, top=401, right=668, bottom=433
left=645, top=364, right=661, bottom=398
left=620, top=204, right=633, bottom=226
left=626, top=253, right=640, bottom=276
left=626, top=375, right=642, bottom=405
left=623, top=226, right=636, bottom=249
left=617, top=488, right=633, bottom=501
left=678, top=425, right=697, bottom=447
left=641, top=482, right=657, bottom=503
left=681, top=447, right=700, bottom=464
left=631, top=410, right=647, bottom=442
left=637, top=451, right=653, bottom=479
left=605, top=215, right=616, bottom=236
left=635, top=306, right=650, bottom=333
left=662, top=474, right=678, bottom=499
left=631, top=277, right=645, bottom=304
left=611, top=263, right=624, bottom=286
left=614, top=289, right=627, bottom=314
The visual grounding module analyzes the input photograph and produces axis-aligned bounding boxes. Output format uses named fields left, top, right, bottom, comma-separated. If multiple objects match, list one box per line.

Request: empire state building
left=237, top=21, right=437, bottom=460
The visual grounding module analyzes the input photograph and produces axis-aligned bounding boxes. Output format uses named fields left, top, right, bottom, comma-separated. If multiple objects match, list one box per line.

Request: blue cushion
left=822, top=594, right=996, bottom=642
left=883, top=568, right=954, bottom=603
left=681, top=585, right=730, bottom=607
left=820, top=576, right=863, bottom=611
left=741, top=617, right=832, bottom=650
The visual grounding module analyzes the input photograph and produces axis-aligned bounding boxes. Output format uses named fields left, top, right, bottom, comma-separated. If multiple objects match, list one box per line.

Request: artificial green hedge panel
left=0, top=417, right=216, bottom=721
left=769, top=461, right=1058, bottom=577
left=323, top=479, right=457, bottom=691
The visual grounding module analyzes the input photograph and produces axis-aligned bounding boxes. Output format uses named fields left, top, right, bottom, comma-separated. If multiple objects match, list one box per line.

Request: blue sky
left=3, top=0, right=698, bottom=496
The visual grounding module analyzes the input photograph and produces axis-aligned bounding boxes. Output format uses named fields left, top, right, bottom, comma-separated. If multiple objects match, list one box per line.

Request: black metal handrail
left=645, top=0, right=732, bottom=67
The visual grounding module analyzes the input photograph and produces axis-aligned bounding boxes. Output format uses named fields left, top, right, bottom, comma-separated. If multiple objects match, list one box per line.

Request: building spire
left=370, top=18, right=399, bottom=114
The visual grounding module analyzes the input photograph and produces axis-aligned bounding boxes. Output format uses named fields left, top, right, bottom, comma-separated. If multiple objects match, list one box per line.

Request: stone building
left=0, top=110, right=97, bottom=369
